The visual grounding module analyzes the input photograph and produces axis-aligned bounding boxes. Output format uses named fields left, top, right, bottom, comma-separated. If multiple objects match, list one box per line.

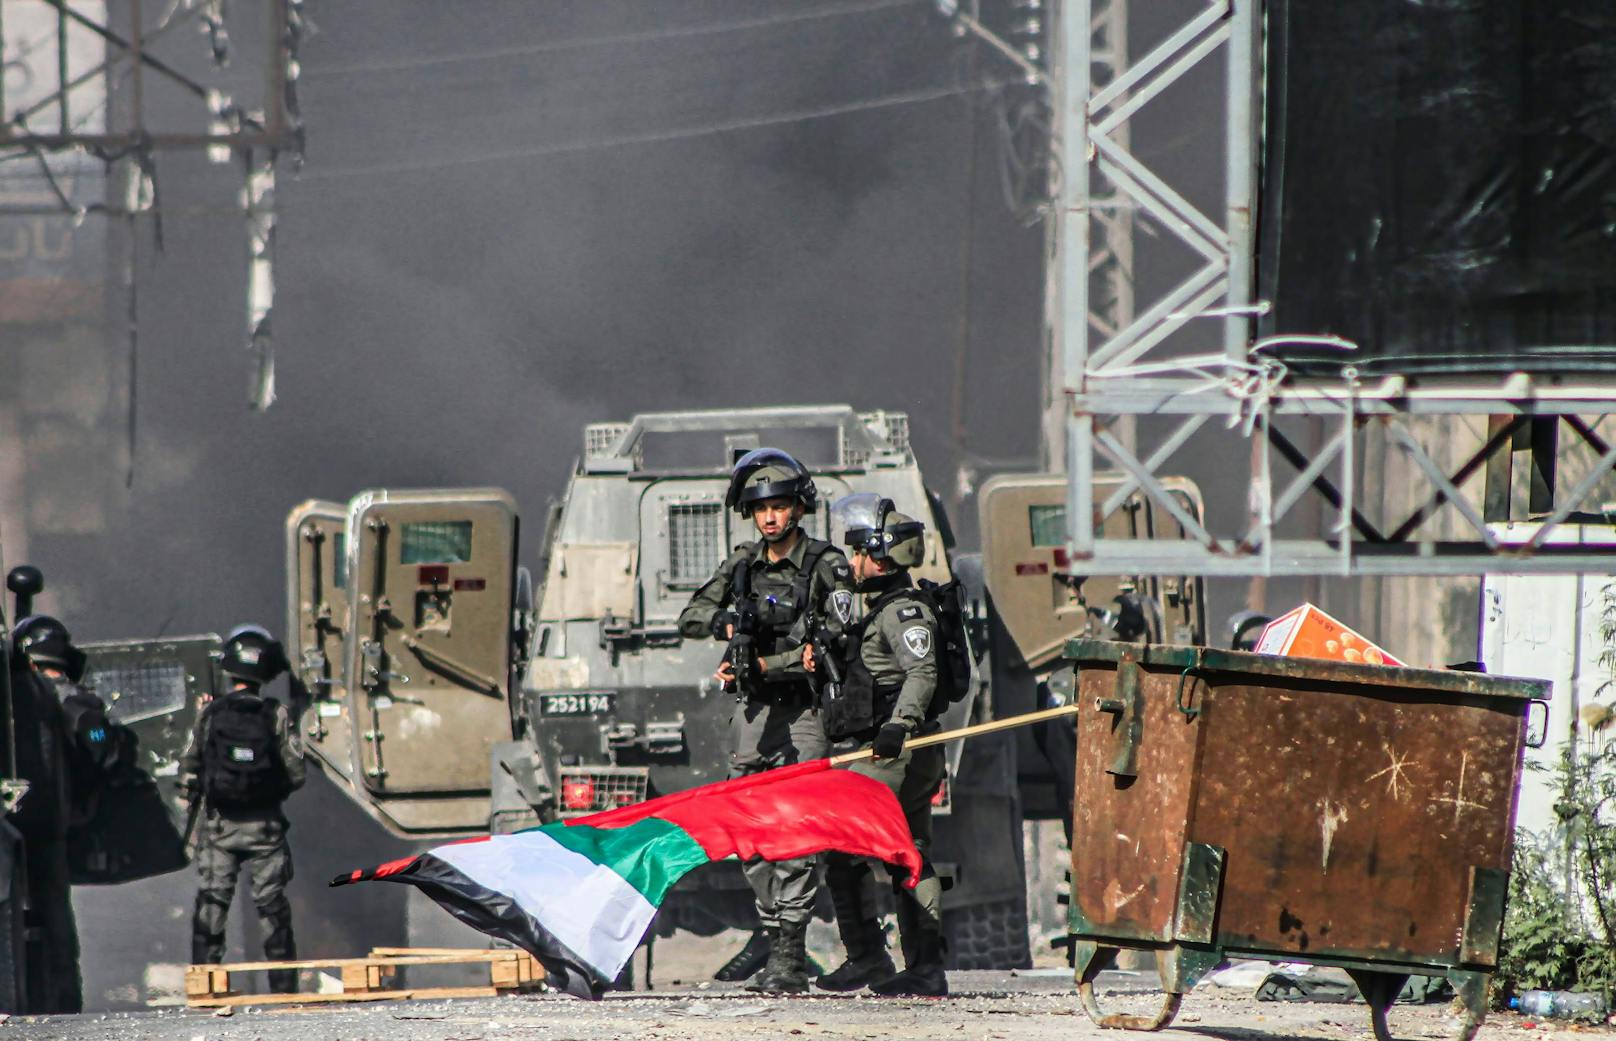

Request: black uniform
left=7, top=664, right=81, bottom=1014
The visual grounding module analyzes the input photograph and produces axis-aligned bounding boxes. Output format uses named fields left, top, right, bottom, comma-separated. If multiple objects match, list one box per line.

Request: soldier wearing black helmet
left=809, top=493, right=949, bottom=997
left=178, top=625, right=306, bottom=993
left=678, top=448, right=855, bottom=994
left=8, top=613, right=103, bottom=1013
left=15, top=616, right=124, bottom=812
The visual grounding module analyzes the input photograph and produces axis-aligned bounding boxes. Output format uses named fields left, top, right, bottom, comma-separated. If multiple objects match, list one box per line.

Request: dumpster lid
left=1064, top=639, right=1548, bottom=701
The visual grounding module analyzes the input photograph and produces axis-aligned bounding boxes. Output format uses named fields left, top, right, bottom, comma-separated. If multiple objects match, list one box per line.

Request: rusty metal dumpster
left=1065, top=639, right=1547, bottom=1041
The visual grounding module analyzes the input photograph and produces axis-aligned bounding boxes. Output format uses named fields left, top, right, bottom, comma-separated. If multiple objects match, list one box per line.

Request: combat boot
left=746, top=921, right=809, bottom=994
left=870, top=893, right=947, bottom=998
left=868, top=927, right=947, bottom=997
left=714, top=928, right=770, bottom=982
left=815, top=918, right=893, bottom=991
left=816, top=873, right=894, bottom=991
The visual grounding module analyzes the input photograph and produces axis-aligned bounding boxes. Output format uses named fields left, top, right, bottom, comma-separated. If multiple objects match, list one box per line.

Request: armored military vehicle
left=283, top=406, right=1211, bottom=967
left=284, top=406, right=1037, bottom=963
left=973, top=473, right=1208, bottom=826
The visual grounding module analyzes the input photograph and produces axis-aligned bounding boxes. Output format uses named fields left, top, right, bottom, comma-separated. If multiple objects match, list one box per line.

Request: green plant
left=1496, top=769, right=1616, bottom=1000
left=1495, top=580, right=1616, bottom=1003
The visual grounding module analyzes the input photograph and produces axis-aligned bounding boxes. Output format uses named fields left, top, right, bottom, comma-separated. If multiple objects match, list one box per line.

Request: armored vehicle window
left=668, top=503, right=723, bottom=587
left=90, top=661, right=188, bottom=724
left=1029, top=504, right=1065, bottom=547
left=333, top=531, right=349, bottom=589
left=401, top=521, right=473, bottom=564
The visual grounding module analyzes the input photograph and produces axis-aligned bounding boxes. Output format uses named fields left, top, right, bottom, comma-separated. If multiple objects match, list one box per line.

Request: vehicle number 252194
left=539, top=692, right=615, bottom=716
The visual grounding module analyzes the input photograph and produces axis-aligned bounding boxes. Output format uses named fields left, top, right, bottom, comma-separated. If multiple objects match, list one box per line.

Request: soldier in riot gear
left=178, top=625, right=305, bottom=994
left=6, top=614, right=90, bottom=1013
left=14, top=616, right=124, bottom=816
left=678, top=448, right=855, bottom=994
left=810, top=493, right=949, bottom=997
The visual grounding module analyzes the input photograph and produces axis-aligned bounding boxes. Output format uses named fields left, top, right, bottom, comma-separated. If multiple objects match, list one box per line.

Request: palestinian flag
left=332, top=760, right=921, bottom=998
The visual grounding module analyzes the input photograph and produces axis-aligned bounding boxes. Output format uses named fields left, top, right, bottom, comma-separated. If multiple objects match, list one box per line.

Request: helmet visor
left=830, top=492, right=890, bottom=553
left=726, top=447, right=812, bottom=510
left=731, top=447, right=808, bottom=478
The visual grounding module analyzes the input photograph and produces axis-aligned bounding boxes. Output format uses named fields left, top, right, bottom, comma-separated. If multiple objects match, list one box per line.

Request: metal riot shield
left=71, top=635, right=221, bottom=884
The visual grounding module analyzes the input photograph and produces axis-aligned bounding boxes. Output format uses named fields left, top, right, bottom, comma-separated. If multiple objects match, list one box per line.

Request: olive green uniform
left=178, top=689, right=306, bottom=990
left=678, top=535, right=852, bottom=930
left=832, top=576, right=945, bottom=931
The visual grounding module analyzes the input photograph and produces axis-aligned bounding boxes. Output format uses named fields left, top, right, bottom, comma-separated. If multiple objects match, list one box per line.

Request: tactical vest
left=736, top=538, right=833, bottom=661
left=820, top=586, right=923, bottom=741
left=200, top=693, right=291, bottom=811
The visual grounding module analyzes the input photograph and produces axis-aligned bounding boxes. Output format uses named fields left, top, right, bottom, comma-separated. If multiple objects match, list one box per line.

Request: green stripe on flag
left=536, top=818, right=710, bottom=905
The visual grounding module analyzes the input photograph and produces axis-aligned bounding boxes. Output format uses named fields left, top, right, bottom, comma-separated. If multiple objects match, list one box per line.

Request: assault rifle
left=721, top=563, right=759, bottom=697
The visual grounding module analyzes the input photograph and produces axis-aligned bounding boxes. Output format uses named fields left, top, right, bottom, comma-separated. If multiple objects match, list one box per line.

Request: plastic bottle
left=1508, top=990, right=1609, bottom=1021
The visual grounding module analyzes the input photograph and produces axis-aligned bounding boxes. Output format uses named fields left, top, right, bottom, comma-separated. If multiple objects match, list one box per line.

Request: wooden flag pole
left=828, top=704, right=1079, bottom=766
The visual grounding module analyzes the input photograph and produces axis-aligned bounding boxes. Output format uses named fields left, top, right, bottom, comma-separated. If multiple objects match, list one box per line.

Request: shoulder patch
left=832, top=564, right=852, bottom=582
left=897, top=605, right=922, bottom=621
left=831, top=589, right=854, bottom=624
left=901, top=626, right=933, bottom=659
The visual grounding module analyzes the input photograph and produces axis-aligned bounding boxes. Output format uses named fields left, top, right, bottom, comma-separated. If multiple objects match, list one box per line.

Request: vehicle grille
left=558, top=767, right=650, bottom=817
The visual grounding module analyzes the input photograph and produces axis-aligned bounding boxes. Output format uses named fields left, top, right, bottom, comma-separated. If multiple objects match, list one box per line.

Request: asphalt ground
left=16, top=970, right=1614, bottom=1041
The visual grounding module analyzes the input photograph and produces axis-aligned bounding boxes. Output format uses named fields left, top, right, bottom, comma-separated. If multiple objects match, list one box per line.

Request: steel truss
left=1055, top=0, right=1616, bottom=576
left=1, top=0, right=304, bottom=409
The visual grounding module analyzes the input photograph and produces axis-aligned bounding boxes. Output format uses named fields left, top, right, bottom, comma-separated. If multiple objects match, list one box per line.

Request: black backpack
left=912, top=578, right=975, bottom=712
left=201, top=693, right=290, bottom=810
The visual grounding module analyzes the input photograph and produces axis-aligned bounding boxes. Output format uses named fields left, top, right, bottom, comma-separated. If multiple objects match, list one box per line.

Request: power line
left=299, top=77, right=1010, bottom=183
left=303, top=0, right=922, bottom=78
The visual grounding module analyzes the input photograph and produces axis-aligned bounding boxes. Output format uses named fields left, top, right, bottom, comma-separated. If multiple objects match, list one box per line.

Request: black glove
left=709, top=611, right=739, bottom=640
left=872, top=723, right=908, bottom=760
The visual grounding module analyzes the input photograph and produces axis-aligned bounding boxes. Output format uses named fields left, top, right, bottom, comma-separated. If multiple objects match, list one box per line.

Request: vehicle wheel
left=943, top=895, right=1031, bottom=970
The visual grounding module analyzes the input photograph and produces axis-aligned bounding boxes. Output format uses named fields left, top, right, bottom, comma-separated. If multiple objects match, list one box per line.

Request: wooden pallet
left=185, top=946, right=545, bottom=1007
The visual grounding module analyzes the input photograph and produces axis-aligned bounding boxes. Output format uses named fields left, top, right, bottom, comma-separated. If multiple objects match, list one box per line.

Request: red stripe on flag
left=570, top=759, right=831, bottom=829
left=654, top=769, right=922, bottom=884
left=368, top=854, right=422, bottom=880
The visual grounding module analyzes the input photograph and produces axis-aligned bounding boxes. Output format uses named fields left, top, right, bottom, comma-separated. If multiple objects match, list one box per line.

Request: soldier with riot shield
left=5, top=609, right=89, bottom=1013
left=809, top=493, right=951, bottom=997
left=13, top=616, right=125, bottom=828
left=677, top=448, right=855, bottom=994
left=179, top=625, right=305, bottom=994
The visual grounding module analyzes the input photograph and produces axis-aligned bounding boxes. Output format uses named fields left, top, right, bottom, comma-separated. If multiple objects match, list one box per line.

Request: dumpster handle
left=1524, top=699, right=1550, bottom=749
left=1175, top=650, right=1207, bottom=720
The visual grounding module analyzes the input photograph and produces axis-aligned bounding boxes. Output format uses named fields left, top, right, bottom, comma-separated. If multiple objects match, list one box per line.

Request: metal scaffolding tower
left=1051, top=0, right=1616, bottom=577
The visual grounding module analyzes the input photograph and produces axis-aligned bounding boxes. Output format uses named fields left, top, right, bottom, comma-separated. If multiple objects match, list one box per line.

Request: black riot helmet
left=14, top=614, right=87, bottom=680
left=219, top=624, right=289, bottom=685
left=831, top=493, right=926, bottom=568
left=725, top=448, right=819, bottom=516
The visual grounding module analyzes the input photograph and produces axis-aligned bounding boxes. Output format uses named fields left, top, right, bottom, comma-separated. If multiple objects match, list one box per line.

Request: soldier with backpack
left=809, top=493, right=959, bottom=997
left=178, top=625, right=305, bottom=993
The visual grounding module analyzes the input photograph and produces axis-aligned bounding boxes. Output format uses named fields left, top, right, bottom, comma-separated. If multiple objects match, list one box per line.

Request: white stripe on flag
left=435, top=830, right=657, bottom=980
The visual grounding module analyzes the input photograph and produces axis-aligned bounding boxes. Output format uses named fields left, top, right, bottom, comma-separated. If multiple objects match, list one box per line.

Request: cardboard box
left=1254, top=604, right=1404, bottom=667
